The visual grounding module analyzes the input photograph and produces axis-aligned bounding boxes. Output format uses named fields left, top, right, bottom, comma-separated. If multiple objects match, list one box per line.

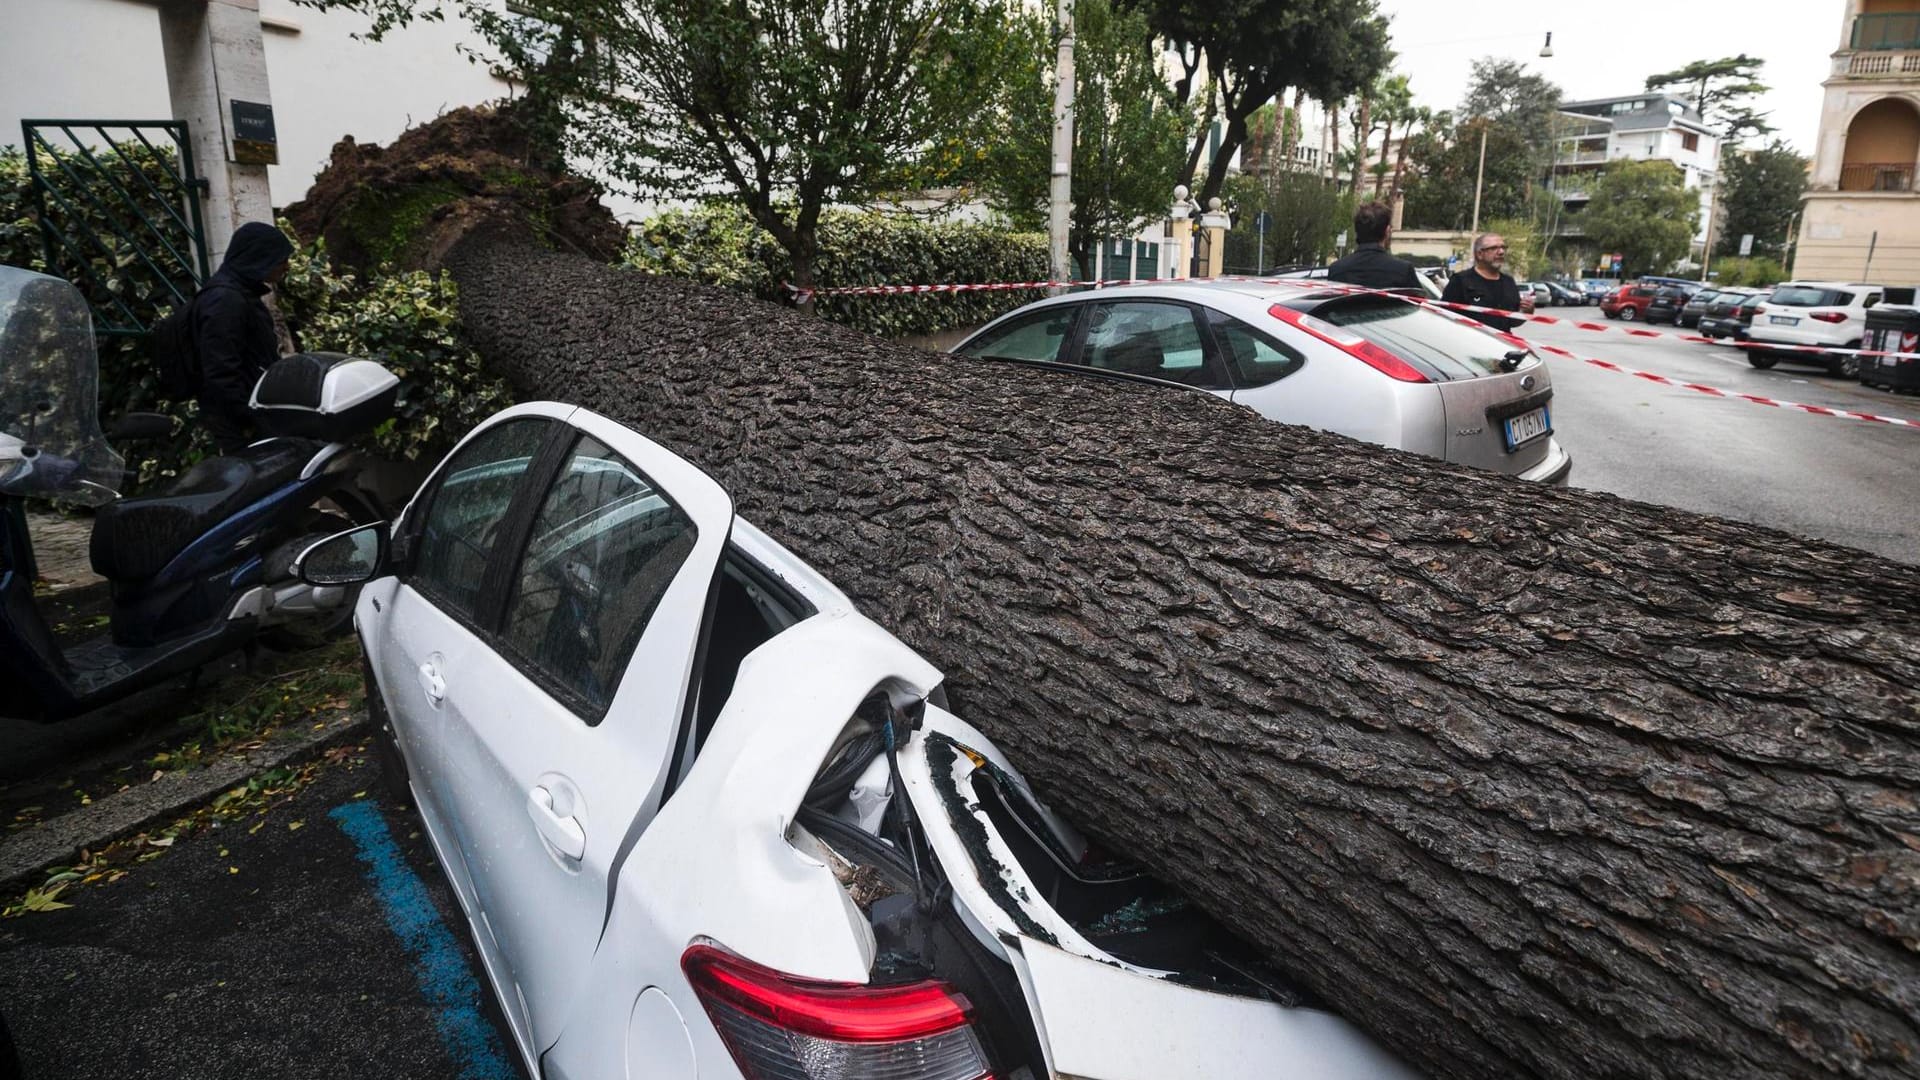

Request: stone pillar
left=158, top=0, right=276, bottom=270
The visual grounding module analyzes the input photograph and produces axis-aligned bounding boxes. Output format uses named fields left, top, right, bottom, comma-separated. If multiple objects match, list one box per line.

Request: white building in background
left=1547, top=93, right=1721, bottom=252
left=0, top=0, right=513, bottom=211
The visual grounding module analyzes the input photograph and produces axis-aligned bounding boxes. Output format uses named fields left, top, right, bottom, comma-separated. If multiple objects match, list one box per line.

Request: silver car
left=951, top=281, right=1573, bottom=484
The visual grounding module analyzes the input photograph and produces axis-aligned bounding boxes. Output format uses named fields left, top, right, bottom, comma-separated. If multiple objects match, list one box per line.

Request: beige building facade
left=1797, top=0, right=1920, bottom=282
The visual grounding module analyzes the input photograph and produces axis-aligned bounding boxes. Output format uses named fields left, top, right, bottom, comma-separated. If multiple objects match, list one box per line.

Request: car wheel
left=1619, top=306, right=1638, bottom=321
left=1603, top=310, right=1618, bottom=320
left=1832, top=351, right=1860, bottom=378
left=1749, top=352, right=1778, bottom=370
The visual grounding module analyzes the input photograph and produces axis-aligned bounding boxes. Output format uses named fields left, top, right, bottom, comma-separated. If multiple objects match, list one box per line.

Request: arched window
left=1841, top=98, right=1920, bottom=191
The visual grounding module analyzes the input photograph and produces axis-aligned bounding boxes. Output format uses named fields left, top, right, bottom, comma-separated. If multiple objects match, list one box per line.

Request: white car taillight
left=1810, top=311, right=1849, bottom=324
left=682, top=943, right=997, bottom=1080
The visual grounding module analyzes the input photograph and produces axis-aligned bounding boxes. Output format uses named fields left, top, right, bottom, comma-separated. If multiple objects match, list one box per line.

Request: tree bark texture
left=444, top=233, right=1920, bottom=1080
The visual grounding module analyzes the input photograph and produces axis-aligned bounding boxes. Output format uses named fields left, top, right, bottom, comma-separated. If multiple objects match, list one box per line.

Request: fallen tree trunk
left=444, top=230, right=1920, bottom=1080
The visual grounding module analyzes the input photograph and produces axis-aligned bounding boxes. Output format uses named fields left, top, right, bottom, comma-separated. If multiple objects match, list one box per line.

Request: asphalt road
left=0, top=754, right=521, bottom=1080
left=1516, top=309, right=1920, bottom=565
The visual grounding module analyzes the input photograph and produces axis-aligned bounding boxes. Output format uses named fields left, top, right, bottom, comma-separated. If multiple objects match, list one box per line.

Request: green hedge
left=2, top=147, right=509, bottom=486
left=625, top=205, right=1050, bottom=338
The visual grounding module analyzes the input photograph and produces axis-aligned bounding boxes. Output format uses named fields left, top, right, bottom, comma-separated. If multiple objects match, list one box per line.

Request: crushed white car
left=303, top=401, right=1427, bottom=1080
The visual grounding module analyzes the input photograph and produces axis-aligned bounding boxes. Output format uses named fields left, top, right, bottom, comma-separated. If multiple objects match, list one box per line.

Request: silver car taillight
left=683, top=942, right=997, bottom=1080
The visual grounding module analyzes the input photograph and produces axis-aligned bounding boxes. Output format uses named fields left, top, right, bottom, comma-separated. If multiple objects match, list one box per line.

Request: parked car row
left=1518, top=281, right=1586, bottom=307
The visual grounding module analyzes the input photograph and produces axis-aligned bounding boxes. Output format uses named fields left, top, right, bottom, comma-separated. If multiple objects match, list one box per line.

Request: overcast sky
left=1372, top=0, right=1835, bottom=153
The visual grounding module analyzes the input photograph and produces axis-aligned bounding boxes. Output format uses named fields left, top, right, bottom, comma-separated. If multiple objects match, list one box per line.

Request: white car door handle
left=527, top=787, right=586, bottom=860
left=417, top=662, right=446, bottom=704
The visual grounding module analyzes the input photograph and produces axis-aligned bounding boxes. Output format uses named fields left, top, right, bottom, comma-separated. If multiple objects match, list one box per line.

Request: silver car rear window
left=1312, top=297, right=1515, bottom=380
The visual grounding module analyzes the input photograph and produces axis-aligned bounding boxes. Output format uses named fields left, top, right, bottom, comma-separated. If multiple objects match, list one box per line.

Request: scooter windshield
left=0, top=266, right=124, bottom=506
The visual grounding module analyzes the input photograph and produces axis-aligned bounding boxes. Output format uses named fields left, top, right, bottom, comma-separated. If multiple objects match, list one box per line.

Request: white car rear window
left=1771, top=287, right=1852, bottom=307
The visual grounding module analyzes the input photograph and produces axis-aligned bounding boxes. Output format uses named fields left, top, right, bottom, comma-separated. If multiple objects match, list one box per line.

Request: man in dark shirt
left=1327, top=200, right=1420, bottom=291
left=194, top=222, right=294, bottom=452
left=1442, top=232, right=1533, bottom=330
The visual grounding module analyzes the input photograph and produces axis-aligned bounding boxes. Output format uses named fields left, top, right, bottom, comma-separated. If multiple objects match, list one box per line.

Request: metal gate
left=22, top=120, right=210, bottom=335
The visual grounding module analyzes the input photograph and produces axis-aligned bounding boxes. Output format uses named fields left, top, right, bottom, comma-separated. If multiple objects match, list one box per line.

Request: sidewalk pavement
left=0, top=709, right=368, bottom=892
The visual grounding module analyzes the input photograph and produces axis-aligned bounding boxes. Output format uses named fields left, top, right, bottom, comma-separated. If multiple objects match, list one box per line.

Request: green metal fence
left=22, top=120, right=210, bottom=336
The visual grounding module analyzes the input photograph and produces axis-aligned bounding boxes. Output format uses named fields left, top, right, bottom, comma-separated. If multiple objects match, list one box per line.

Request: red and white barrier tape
left=1258, top=277, right=1920, bottom=364
left=784, top=278, right=1162, bottom=304
left=1529, top=343, right=1920, bottom=429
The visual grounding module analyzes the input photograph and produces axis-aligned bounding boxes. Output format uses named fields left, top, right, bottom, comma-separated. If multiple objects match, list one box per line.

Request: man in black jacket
left=1327, top=200, right=1420, bottom=291
left=1442, top=232, right=1533, bottom=331
left=194, top=222, right=294, bottom=451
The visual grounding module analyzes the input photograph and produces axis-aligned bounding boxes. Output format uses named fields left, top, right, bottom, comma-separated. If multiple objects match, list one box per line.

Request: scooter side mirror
left=295, top=522, right=390, bottom=587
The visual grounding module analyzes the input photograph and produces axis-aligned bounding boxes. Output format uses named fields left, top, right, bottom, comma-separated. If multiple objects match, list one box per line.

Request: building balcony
left=1837, top=50, right=1920, bottom=77
left=1839, top=161, right=1917, bottom=192
left=1853, top=12, right=1920, bottom=51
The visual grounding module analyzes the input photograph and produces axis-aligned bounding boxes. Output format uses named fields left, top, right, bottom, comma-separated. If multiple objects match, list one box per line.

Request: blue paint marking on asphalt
left=330, top=800, right=518, bottom=1080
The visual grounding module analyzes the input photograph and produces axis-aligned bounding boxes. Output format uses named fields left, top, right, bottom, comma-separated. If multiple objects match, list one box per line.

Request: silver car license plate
left=1504, top=406, right=1549, bottom=451
left=1771, top=315, right=1798, bottom=325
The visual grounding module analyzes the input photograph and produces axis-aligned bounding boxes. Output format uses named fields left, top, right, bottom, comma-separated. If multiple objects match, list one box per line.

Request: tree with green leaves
left=1580, top=159, right=1699, bottom=276
left=1121, top=0, right=1392, bottom=206
left=1645, top=55, right=1772, bottom=141
left=1221, top=170, right=1346, bottom=271
left=293, top=0, right=1031, bottom=307
left=1714, top=141, right=1808, bottom=260
left=1400, top=117, right=1534, bottom=231
left=976, top=0, right=1191, bottom=274
left=1367, top=73, right=1413, bottom=197
left=1460, top=57, right=1562, bottom=153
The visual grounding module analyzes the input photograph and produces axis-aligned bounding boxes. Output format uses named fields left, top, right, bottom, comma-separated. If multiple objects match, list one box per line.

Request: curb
left=0, top=710, right=370, bottom=893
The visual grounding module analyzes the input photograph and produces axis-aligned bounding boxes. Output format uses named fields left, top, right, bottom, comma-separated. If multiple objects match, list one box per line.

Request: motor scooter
left=0, top=264, right=398, bottom=721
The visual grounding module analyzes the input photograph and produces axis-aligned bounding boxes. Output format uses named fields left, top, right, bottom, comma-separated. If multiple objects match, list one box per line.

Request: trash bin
left=1862, top=305, right=1920, bottom=392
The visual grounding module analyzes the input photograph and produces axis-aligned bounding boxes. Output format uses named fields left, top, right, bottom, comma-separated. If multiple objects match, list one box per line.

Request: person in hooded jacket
left=194, top=222, right=295, bottom=452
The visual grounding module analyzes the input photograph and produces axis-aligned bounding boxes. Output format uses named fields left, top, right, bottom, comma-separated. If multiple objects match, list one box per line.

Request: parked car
left=1518, top=281, right=1555, bottom=309
left=1643, top=286, right=1694, bottom=325
left=1599, top=284, right=1658, bottom=321
left=953, top=281, right=1572, bottom=484
left=1746, top=280, right=1888, bottom=376
left=325, top=401, right=1429, bottom=1080
left=1578, top=279, right=1619, bottom=303
left=1697, top=288, right=1767, bottom=341
left=1543, top=282, right=1587, bottom=306
left=1678, top=288, right=1725, bottom=329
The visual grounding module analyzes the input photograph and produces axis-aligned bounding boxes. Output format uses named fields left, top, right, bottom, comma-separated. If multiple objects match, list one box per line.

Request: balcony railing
left=1853, top=12, right=1920, bottom=51
left=1839, top=161, right=1917, bottom=192
left=1843, top=51, right=1920, bottom=75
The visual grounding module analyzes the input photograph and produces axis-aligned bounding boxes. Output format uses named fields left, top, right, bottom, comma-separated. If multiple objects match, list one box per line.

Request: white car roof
left=1777, top=280, right=1885, bottom=291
